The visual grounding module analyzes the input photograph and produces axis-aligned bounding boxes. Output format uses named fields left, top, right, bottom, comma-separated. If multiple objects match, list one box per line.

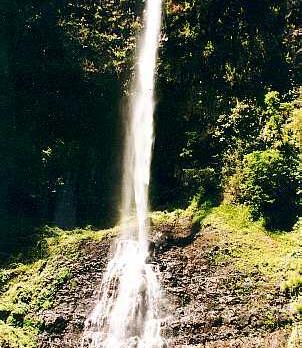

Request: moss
left=150, top=197, right=212, bottom=230
left=150, top=208, right=190, bottom=227
left=282, top=272, right=302, bottom=294
left=263, top=311, right=281, bottom=331
left=203, top=203, right=302, bottom=344
left=0, top=226, right=112, bottom=347
left=203, top=203, right=302, bottom=282
left=0, top=321, right=38, bottom=348
left=292, top=298, right=302, bottom=316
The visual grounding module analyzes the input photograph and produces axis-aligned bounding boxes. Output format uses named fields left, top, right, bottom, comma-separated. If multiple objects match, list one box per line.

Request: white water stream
left=81, top=1, right=164, bottom=347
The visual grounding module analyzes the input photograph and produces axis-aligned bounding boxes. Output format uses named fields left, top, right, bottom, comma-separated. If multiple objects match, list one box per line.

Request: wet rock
left=0, top=310, right=10, bottom=322
left=42, top=313, right=69, bottom=333
left=157, top=226, right=291, bottom=347
left=38, top=239, right=111, bottom=348
left=37, top=224, right=291, bottom=348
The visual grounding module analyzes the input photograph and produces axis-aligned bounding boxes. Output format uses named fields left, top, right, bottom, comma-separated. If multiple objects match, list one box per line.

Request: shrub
left=214, top=99, right=262, bottom=155
left=236, top=149, right=301, bottom=230
left=181, top=167, right=218, bottom=200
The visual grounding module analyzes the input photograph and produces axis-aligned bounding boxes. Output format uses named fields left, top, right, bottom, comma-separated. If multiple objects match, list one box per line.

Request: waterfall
left=81, top=1, right=164, bottom=347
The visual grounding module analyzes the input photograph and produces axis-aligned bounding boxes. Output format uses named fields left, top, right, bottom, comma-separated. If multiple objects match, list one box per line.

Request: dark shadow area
left=0, top=0, right=135, bottom=259
left=0, top=214, right=42, bottom=263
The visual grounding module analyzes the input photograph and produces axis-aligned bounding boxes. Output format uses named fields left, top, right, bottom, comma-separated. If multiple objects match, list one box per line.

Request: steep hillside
left=0, top=205, right=301, bottom=347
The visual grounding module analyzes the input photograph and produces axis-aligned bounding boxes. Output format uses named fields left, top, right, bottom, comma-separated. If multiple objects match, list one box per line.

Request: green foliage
left=0, top=226, right=111, bottom=347
left=181, top=167, right=219, bottom=203
left=0, top=322, right=38, bottom=348
left=191, top=199, right=213, bottom=228
left=0, top=0, right=301, bottom=255
left=58, top=0, right=141, bottom=78
left=215, top=99, right=262, bottom=152
left=282, top=272, right=302, bottom=294
left=218, top=91, right=302, bottom=230
left=153, top=0, right=301, bottom=207
left=289, top=100, right=302, bottom=151
left=292, top=299, right=302, bottom=316
left=261, top=91, right=295, bottom=149
left=204, top=203, right=302, bottom=281
left=236, top=149, right=300, bottom=230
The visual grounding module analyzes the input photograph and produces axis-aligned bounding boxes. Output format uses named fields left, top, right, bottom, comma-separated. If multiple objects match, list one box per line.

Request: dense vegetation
left=0, top=1, right=302, bottom=346
left=0, top=0, right=301, bottom=257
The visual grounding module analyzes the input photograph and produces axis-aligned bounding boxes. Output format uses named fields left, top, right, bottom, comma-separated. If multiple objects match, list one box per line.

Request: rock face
left=38, top=224, right=291, bottom=347
left=157, top=226, right=290, bottom=347
left=38, top=239, right=111, bottom=347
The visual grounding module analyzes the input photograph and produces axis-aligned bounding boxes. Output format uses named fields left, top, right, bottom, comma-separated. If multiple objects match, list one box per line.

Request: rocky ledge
left=37, top=220, right=293, bottom=348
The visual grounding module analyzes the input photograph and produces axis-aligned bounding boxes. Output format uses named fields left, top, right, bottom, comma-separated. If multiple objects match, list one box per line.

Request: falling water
left=81, top=1, right=164, bottom=347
